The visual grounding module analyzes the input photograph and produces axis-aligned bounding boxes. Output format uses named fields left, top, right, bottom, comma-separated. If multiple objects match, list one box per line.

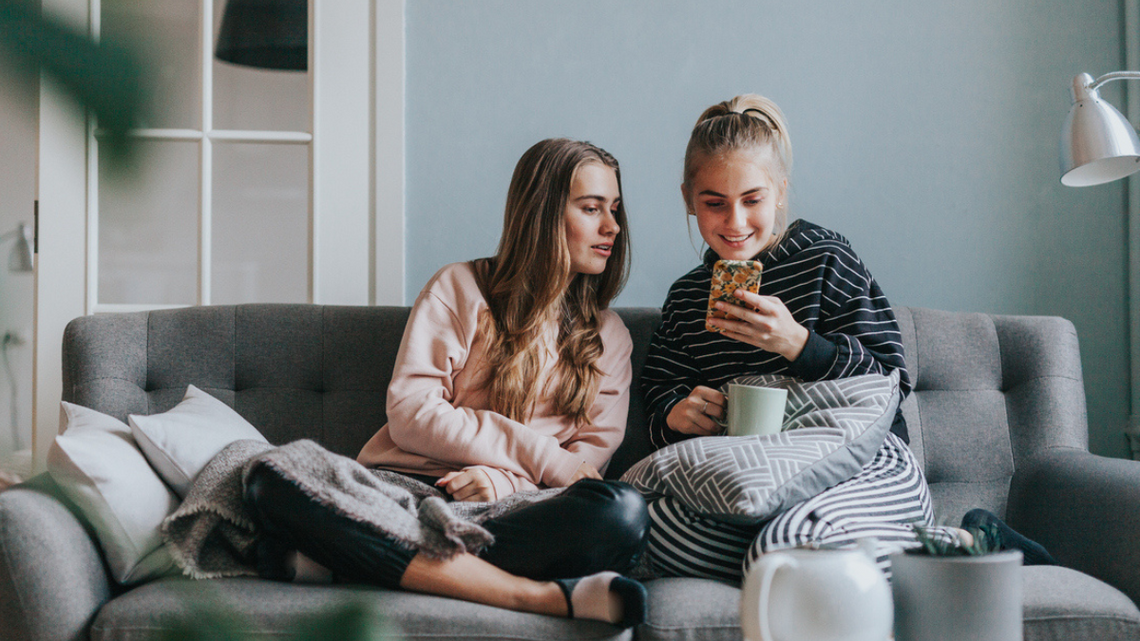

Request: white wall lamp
left=0, top=222, right=30, bottom=475
left=1060, top=71, right=1140, bottom=459
left=0, top=223, right=32, bottom=273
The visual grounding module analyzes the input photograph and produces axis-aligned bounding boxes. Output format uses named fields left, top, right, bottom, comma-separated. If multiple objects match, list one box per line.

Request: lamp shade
left=215, top=0, right=306, bottom=71
left=1061, top=73, right=1140, bottom=187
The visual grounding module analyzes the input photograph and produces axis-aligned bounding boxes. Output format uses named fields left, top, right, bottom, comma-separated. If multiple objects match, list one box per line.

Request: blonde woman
left=246, top=138, right=649, bottom=626
left=641, top=94, right=1056, bottom=582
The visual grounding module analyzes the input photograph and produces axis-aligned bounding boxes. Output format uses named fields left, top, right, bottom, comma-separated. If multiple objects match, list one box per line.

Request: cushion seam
left=914, top=374, right=1083, bottom=393
left=76, top=380, right=378, bottom=392
left=641, top=623, right=740, bottom=631
left=146, top=311, right=152, bottom=412
left=912, top=317, right=929, bottom=473
left=91, top=621, right=624, bottom=640
left=1024, top=613, right=1140, bottom=622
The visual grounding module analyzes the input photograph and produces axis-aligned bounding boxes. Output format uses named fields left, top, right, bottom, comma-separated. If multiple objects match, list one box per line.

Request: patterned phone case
left=706, top=259, right=763, bottom=333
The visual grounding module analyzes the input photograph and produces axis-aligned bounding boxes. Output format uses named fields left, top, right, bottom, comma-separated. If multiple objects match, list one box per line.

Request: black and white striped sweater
left=642, top=219, right=911, bottom=449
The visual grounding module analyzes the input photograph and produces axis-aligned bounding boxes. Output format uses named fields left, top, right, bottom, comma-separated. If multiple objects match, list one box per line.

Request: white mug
left=717, top=384, right=787, bottom=437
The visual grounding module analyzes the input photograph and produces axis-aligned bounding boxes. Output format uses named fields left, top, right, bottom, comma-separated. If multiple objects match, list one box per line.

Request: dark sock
left=960, top=508, right=1058, bottom=566
left=554, top=571, right=648, bottom=628
left=254, top=537, right=295, bottom=581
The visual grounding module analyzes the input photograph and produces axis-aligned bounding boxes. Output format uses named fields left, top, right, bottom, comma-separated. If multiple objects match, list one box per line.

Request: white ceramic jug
left=740, top=542, right=893, bottom=641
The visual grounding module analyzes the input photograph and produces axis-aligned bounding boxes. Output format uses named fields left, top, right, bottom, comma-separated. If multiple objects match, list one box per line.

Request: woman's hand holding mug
left=667, top=385, right=726, bottom=436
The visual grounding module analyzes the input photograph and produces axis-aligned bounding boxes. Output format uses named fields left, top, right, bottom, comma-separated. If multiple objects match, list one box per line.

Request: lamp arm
left=1090, top=71, right=1140, bottom=92
left=1071, top=71, right=1140, bottom=103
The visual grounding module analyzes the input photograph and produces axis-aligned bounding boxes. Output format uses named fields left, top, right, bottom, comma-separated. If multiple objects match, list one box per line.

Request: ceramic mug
left=717, top=384, right=787, bottom=437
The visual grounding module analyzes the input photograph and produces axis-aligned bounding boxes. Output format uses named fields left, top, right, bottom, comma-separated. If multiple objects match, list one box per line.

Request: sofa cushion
left=1022, top=566, right=1140, bottom=641
left=129, top=385, right=268, bottom=498
left=91, top=576, right=633, bottom=641
left=46, top=403, right=180, bottom=585
left=640, top=578, right=741, bottom=641
left=620, top=371, right=899, bottom=523
left=635, top=568, right=1140, bottom=641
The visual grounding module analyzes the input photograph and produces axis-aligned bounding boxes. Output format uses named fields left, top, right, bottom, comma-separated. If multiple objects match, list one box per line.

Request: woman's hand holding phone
left=706, top=260, right=763, bottom=333
left=711, top=289, right=809, bottom=360
left=705, top=258, right=808, bottom=360
left=666, top=385, right=726, bottom=436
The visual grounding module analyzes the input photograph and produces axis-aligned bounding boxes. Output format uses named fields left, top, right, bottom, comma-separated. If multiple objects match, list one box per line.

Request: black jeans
left=244, top=463, right=650, bottom=588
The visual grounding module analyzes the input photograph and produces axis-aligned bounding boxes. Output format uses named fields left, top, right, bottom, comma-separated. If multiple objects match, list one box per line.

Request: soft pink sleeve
left=384, top=270, right=583, bottom=487
left=560, top=312, right=633, bottom=476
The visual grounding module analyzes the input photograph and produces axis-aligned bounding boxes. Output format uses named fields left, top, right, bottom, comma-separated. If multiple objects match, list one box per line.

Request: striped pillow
left=620, top=370, right=900, bottom=524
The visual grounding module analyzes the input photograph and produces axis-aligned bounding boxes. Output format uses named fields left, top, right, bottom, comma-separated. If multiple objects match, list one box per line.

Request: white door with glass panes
left=34, top=0, right=378, bottom=470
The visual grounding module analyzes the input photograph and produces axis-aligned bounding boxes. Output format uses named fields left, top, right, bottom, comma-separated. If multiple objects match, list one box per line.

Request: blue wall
left=406, top=0, right=1130, bottom=458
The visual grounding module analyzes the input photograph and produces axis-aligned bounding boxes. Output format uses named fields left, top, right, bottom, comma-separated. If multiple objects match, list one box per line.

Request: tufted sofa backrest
left=63, top=305, right=410, bottom=458
left=62, top=304, right=1089, bottom=520
left=893, top=307, right=1087, bottom=522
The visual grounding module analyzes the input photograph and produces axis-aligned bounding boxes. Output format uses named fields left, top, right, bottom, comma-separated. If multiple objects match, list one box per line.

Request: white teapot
left=740, top=541, right=893, bottom=641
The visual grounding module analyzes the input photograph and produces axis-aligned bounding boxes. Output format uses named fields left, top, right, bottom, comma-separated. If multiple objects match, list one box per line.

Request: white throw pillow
left=129, top=385, right=268, bottom=498
left=47, top=402, right=180, bottom=585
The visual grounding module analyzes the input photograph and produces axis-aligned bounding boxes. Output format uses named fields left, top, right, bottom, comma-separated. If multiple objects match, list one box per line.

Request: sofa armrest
left=1007, top=447, right=1140, bottom=606
left=0, top=474, right=113, bottom=641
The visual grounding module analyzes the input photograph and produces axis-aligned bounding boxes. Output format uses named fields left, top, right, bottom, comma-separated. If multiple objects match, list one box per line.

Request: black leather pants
left=244, top=463, right=650, bottom=588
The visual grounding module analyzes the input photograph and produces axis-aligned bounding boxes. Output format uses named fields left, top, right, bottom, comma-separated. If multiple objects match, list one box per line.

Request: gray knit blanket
left=162, top=439, right=563, bottom=580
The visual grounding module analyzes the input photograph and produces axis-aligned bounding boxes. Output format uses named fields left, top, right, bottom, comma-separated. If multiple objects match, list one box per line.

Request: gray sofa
left=2, top=304, right=1140, bottom=641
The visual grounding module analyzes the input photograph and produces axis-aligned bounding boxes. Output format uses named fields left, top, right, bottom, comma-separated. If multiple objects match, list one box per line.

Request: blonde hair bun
left=688, top=93, right=793, bottom=180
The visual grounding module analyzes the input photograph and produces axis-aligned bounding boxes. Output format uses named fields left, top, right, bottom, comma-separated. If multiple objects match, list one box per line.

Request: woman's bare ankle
left=514, top=580, right=568, bottom=617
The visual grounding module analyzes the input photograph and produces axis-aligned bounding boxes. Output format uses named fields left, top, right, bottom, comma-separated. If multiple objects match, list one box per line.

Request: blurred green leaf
left=152, top=582, right=402, bottom=641
left=299, top=602, right=400, bottom=641
left=0, top=0, right=147, bottom=169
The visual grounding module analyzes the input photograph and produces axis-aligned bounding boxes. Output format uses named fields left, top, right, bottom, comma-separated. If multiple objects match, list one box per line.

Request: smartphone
left=706, top=259, right=763, bottom=333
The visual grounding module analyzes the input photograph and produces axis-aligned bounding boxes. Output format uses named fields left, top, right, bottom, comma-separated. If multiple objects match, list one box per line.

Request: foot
left=287, top=550, right=333, bottom=584
left=554, top=571, right=648, bottom=627
left=960, top=508, right=1058, bottom=565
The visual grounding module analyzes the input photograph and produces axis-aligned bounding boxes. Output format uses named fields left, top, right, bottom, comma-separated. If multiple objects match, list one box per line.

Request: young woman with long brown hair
left=245, top=138, right=650, bottom=626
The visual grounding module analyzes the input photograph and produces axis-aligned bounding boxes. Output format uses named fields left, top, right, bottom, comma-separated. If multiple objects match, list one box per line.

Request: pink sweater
left=357, top=262, right=633, bottom=499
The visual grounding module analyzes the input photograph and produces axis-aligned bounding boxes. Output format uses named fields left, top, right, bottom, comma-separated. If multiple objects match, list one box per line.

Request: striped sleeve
left=640, top=221, right=912, bottom=452
left=793, top=241, right=911, bottom=396
left=642, top=277, right=707, bottom=449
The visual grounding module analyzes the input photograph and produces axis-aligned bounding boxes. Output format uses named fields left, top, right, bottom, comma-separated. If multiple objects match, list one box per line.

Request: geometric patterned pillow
left=620, top=370, right=900, bottom=524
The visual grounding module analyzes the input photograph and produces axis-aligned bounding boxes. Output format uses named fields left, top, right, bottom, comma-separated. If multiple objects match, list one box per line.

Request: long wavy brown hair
left=472, top=138, right=630, bottom=426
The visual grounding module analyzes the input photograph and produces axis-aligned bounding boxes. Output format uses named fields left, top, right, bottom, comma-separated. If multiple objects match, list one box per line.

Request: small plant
left=909, top=521, right=1002, bottom=557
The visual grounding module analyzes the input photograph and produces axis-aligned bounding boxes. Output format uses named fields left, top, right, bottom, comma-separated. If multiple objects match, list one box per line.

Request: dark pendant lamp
left=215, top=0, right=307, bottom=71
